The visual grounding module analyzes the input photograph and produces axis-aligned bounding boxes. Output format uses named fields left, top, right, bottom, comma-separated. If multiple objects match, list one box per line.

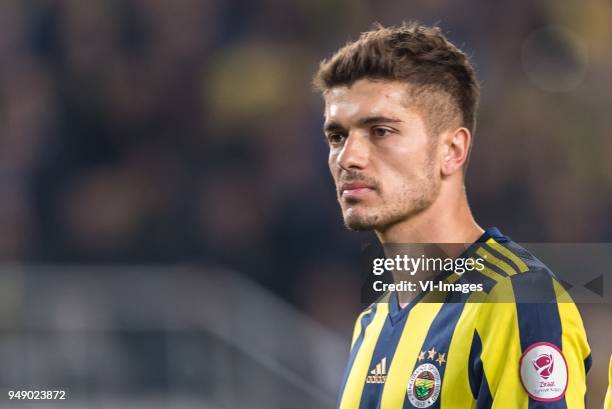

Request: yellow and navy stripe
left=359, top=291, right=427, bottom=409
left=470, top=233, right=590, bottom=408
left=337, top=227, right=591, bottom=409
left=339, top=301, right=387, bottom=409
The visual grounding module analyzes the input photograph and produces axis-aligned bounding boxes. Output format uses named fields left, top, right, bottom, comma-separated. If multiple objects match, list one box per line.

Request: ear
left=440, top=127, right=471, bottom=177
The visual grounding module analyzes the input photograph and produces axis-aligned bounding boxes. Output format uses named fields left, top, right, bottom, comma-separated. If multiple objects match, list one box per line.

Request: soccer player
left=313, top=23, right=591, bottom=408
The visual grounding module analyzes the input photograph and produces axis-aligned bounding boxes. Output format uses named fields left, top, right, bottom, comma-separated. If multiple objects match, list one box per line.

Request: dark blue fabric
left=512, top=273, right=567, bottom=409
left=358, top=311, right=409, bottom=409
left=468, top=330, right=493, bottom=409
left=483, top=241, right=522, bottom=273
left=583, top=354, right=592, bottom=374
left=402, top=300, right=467, bottom=408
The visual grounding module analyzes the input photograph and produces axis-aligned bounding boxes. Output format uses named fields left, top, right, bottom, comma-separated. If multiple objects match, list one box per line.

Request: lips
left=340, top=181, right=376, bottom=199
left=341, top=182, right=373, bottom=191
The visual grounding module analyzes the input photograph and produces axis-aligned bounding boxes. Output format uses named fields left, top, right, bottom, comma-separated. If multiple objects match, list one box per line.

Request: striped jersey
left=338, top=227, right=591, bottom=409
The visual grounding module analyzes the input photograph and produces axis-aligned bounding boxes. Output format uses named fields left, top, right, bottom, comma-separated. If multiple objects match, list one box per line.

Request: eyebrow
left=323, top=116, right=403, bottom=132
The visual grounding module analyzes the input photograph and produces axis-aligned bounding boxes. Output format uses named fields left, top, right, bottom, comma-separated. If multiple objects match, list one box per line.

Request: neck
left=376, top=184, right=484, bottom=308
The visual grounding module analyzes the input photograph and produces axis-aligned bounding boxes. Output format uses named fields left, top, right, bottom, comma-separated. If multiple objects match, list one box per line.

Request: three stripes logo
left=366, top=357, right=387, bottom=384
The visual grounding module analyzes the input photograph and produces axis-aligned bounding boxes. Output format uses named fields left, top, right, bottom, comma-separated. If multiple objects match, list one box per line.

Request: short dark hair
left=313, top=22, right=480, bottom=137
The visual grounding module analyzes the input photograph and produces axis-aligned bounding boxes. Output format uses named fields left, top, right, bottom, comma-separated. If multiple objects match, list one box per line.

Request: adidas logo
left=366, top=357, right=387, bottom=384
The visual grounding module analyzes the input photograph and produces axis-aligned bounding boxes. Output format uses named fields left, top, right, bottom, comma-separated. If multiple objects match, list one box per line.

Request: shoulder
left=470, top=238, right=567, bottom=303
left=358, top=291, right=391, bottom=318
left=351, top=291, right=392, bottom=328
left=349, top=292, right=391, bottom=347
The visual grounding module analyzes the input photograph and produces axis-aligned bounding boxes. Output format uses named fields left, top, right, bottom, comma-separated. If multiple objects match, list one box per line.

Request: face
left=324, top=79, right=441, bottom=232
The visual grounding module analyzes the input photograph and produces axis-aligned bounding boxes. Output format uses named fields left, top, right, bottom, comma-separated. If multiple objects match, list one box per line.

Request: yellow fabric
left=339, top=303, right=389, bottom=409
left=439, top=302, right=480, bottom=408
left=604, top=355, right=612, bottom=409
left=475, top=279, right=528, bottom=408
left=476, top=246, right=518, bottom=276
left=553, top=280, right=590, bottom=409
left=486, top=238, right=529, bottom=272
left=379, top=302, right=443, bottom=409
left=337, top=240, right=590, bottom=409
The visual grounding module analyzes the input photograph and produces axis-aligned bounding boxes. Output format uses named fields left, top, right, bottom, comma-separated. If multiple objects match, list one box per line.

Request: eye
left=372, top=127, right=392, bottom=137
left=326, top=132, right=347, bottom=146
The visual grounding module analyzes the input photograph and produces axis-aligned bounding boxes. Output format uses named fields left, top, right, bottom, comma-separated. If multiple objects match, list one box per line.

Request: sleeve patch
left=519, top=342, right=568, bottom=402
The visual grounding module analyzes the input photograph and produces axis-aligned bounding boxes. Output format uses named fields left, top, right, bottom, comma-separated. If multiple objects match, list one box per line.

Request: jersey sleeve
left=604, top=355, right=612, bottom=409
left=350, top=308, right=371, bottom=349
left=469, top=270, right=591, bottom=408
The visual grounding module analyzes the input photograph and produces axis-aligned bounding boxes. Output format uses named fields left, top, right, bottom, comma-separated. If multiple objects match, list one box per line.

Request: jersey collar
left=387, top=227, right=507, bottom=323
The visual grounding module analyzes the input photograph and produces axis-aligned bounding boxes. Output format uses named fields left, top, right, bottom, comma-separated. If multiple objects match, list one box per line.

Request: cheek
left=381, top=130, right=430, bottom=156
left=375, top=148, right=433, bottom=190
left=380, top=136, right=436, bottom=170
left=328, top=151, right=338, bottom=177
left=381, top=163, right=415, bottom=190
left=376, top=146, right=420, bottom=175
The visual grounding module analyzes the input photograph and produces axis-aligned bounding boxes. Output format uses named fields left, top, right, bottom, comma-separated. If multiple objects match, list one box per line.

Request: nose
left=336, top=132, right=369, bottom=171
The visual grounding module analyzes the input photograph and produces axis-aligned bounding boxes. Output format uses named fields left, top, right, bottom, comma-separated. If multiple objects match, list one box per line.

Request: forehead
left=323, top=79, right=411, bottom=122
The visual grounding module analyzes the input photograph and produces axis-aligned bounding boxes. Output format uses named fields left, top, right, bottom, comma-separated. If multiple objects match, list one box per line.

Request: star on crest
left=436, top=352, right=446, bottom=366
left=427, top=347, right=436, bottom=360
left=418, top=351, right=426, bottom=362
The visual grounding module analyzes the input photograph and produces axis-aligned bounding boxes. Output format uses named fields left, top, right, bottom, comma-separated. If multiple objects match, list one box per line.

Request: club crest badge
left=519, top=342, right=568, bottom=401
left=407, top=363, right=441, bottom=408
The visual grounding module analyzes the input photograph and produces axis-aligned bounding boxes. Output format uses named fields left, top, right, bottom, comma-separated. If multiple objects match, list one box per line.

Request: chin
left=342, top=208, right=381, bottom=231
left=344, top=219, right=375, bottom=231
left=342, top=204, right=415, bottom=232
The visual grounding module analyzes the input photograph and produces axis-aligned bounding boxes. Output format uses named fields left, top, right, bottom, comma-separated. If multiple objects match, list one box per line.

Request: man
left=313, top=23, right=591, bottom=408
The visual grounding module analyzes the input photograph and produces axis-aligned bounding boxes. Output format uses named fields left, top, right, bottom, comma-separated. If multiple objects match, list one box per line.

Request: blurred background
left=0, top=0, right=610, bottom=407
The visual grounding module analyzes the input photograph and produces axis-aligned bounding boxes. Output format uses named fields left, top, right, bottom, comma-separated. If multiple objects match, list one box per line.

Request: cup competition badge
left=519, top=342, right=568, bottom=401
left=407, top=347, right=445, bottom=407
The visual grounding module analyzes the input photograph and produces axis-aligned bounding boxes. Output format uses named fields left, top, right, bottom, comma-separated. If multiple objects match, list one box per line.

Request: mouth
left=340, top=182, right=376, bottom=200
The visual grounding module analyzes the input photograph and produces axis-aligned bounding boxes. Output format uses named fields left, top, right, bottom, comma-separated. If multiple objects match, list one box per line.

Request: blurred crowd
left=0, top=0, right=611, bottom=406
left=1, top=0, right=612, bottom=317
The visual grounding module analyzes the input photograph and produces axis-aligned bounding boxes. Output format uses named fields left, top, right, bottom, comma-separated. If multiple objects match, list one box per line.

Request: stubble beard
left=340, top=165, right=440, bottom=232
